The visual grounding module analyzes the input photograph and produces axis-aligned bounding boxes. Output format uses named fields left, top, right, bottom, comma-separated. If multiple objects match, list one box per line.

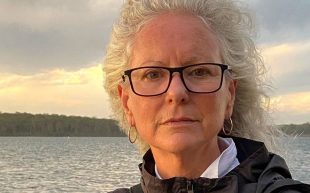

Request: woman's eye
left=142, top=70, right=162, bottom=80
left=146, top=72, right=160, bottom=79
left=190, top=68, right=211, bottom=77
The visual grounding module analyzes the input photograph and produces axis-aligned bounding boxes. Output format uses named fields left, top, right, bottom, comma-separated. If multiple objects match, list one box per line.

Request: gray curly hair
left=103, top=0, right=283, bottom=154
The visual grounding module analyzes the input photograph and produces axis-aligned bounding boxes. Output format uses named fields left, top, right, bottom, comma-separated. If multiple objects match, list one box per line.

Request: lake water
left=0, top=137, right=309, bottom=192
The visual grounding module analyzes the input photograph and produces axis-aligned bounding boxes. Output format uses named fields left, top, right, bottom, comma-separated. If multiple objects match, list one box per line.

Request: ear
left=224, top=79, right=237, bottom=119
left=118, top=84, right=135, bottom=126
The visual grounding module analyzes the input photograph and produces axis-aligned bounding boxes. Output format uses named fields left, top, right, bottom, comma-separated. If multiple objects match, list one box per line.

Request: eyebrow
left=135, top=56, right=215, bottom=67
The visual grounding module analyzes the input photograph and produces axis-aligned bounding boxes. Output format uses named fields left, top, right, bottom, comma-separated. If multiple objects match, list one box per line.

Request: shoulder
left=262, top=178, right=310, bottom=193
left=229, top=137, right=310, bottom=193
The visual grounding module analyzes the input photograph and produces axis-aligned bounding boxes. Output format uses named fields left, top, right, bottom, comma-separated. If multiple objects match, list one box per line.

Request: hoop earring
left=222, top=118, right=233, bottom=135
left=128, top=126, right=137, bottom=143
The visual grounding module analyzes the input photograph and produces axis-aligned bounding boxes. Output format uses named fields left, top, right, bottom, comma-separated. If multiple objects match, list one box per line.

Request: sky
left=0, top=0, right=309, bottom=124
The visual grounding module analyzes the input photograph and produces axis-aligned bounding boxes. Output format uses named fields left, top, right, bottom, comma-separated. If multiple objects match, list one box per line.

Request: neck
left=151, top=137, right=220, bottom=179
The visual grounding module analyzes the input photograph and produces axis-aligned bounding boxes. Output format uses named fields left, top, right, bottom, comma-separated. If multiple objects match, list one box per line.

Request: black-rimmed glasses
left=122, top=63, right=231, bottom=97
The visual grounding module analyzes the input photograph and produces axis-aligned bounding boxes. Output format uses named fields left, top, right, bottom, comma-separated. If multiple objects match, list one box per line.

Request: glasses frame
left=122, top=63, right=232, bottom=97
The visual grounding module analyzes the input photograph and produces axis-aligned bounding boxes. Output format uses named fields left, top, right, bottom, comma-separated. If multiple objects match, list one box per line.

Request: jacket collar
left=138, top=137, right=277, bottom=193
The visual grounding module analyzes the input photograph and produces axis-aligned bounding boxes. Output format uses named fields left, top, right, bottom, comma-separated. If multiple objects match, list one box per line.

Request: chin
left=158, top=134, right=201, bottom=154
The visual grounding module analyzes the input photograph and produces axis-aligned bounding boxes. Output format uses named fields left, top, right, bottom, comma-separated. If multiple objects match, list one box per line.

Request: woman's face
left=119, top=12, right=236, bottom=154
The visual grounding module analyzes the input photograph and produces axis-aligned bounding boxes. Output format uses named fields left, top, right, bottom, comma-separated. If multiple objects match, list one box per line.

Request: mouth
left=161, top=117, right=198, bottom=125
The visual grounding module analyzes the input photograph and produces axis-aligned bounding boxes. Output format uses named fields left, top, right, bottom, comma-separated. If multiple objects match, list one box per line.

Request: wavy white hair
left=103, top=0, right=284, bottom=154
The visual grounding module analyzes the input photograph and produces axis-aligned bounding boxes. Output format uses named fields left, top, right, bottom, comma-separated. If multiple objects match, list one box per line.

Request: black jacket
left=110, top=137, right=310, bottom=193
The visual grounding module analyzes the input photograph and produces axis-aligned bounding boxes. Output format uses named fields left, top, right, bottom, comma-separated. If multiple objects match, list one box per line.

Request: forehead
left=130, top=12, right=221, bottom=67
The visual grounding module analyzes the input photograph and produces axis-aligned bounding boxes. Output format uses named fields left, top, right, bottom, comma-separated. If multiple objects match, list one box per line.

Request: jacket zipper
left=187, top=180, right=194, bottom=193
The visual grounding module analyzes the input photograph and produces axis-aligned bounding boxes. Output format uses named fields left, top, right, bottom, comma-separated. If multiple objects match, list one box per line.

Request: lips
left=161, top=117, right=198, bottom=125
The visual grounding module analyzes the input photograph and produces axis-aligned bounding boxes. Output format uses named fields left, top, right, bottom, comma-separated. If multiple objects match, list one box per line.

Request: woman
left=104, top=0, right=310, bottom=192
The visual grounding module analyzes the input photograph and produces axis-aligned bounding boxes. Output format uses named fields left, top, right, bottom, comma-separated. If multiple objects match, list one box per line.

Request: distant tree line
left=279, top=123, right=310, bottom=137
left=0, top=112, right=125, bottom=137
left=0, top=112, right=309, bottom=137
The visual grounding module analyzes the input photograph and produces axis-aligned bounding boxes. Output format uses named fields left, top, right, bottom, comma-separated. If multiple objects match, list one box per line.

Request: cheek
left=196, top=93, right=225, bottom=114
left=127, top=96, right=160, bottom=128
left=129, top=97, right=162, bottom=144
left=196, top=93, right=227, bottom=128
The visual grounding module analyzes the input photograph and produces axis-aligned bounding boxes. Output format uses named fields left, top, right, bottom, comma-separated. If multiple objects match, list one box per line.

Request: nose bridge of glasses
left=168, top=66, right=186, bottom=78
left=167, top=67, right=187, bottom=91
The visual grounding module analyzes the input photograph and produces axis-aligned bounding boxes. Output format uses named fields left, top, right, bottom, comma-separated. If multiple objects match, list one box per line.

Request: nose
left=165, top=73, right=189, bottom=104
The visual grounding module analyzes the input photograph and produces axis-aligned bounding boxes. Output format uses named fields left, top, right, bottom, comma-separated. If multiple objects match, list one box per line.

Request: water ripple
left=0, top=137, right=308, bottom=192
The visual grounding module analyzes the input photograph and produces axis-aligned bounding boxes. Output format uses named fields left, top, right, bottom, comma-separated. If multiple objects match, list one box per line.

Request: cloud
left=0, top=0, right=121, bottom=31
left=247, top=0, right=310, bottom=44
left=1, top=0, right=309, bottom=73
left=0, top=64, right=112, bottom=118
left=0, top=0, right=122, bottom=74
left=262, top=40, right=310, bottom=95
left=270, top=91, right=310, bottom=124
left=0, top=65, right=101, bottom=87
left=261, top=40, right=310, bottom=124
